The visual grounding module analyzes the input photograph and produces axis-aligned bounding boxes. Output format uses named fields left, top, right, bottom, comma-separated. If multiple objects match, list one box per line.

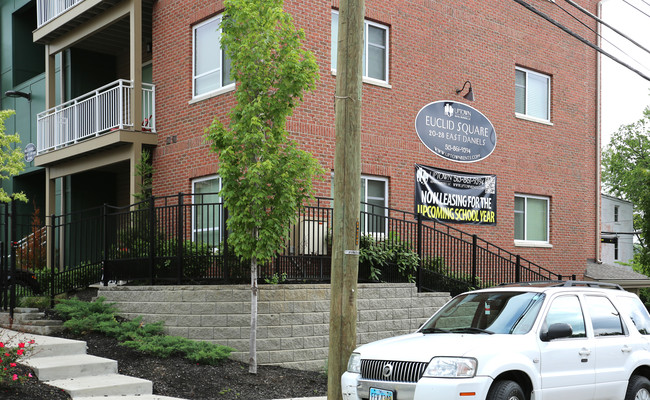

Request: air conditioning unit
left=300, top=219, right=328, bottom=256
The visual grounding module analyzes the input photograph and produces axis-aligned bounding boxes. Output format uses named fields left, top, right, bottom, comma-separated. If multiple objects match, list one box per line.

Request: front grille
left=361, top=359, right=428, bottom=383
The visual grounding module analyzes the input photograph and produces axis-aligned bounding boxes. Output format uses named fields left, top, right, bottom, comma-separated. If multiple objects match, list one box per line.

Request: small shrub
left=121, top=335, right=234, bottom=365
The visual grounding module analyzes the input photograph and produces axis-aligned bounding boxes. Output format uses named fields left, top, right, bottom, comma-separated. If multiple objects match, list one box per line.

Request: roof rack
left=551, top=280, right=624, bottom=290
left=498, top=280, right=624, bottom=290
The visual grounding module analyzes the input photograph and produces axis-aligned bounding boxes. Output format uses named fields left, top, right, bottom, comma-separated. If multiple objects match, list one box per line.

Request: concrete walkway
left=1, top=328, right=327, bottom=400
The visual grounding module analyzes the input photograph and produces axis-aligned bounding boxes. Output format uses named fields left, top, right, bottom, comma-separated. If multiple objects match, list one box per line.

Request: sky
left=600, top=0, right=650, bottom=148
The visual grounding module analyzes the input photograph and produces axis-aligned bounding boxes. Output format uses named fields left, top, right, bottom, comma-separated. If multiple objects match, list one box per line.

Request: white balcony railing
left=36, top=0, right=85, bottom=28
left=37, top=79, right=156, bottom=155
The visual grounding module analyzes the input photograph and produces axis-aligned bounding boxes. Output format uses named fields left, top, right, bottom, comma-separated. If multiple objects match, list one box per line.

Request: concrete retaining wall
left=96, top=283, right=450, bottom=371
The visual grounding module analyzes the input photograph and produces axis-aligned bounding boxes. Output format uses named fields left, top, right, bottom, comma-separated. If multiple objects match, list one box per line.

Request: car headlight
left=423, top=357, right=477, bottom=378
left=347, top=353, right=361, bottom=373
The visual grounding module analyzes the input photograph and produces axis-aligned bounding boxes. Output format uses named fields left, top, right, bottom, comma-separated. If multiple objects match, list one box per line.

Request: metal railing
left=36, top=0, right=84, bottom=28
left=0, top=195, right=570, bottom=313
left=37, top=80, right=156, bottom=155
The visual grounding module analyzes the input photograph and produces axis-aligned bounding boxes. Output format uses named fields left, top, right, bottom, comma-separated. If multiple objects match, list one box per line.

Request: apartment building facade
left=1, top=0, right=600, bottom=280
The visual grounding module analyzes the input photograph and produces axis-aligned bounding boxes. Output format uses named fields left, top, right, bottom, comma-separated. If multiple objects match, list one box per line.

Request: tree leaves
left=205, top=0, right=324, bottom=264
left=0, top=110, right=27, bottom=203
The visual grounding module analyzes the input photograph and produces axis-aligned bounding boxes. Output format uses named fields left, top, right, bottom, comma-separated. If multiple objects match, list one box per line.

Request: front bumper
left=342, top=372, right=494, bottom=400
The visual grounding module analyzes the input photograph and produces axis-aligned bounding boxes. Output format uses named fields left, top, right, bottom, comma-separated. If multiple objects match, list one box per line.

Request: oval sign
left=414, top=101, right=497, bottom=163
left=24, top=143, right=36, bottom=163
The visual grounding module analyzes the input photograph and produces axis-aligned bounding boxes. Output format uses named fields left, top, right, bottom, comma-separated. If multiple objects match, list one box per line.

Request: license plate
left=370, top=387, right=394, bottom=400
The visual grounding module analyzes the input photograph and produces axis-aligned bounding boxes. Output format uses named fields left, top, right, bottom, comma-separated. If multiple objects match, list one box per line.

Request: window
left=192, top=176, right=222, bottom=247
left=585, top=296, right=624, bottom=337
left=514, top=194, right=549, bottom=243
left=614, top=205, right=619, bottom=222
left=192, top=15, right=233, bottom=98
left=361, top=176, right=388, bottom=235
left=544, top=295, right=586, bottom=338
left=331, top=11, right=389, bottom=84
left=617, top=296, right=650, bottom=335
left=515, top=67, right=550, bottom=122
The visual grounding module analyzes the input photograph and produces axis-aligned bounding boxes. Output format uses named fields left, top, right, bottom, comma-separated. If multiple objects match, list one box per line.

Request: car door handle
left=579, top=348, right=592, bottom=357
left=622, top=345, right=632, bottom=353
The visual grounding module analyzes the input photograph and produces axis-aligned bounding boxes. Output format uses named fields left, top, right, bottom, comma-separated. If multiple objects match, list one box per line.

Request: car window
left=544, top=295, right=586, bottom=338
left=585, top=295, right=625, bottom=337
left=422, top=291, right=545, bottom=334
left=617, top=296, right=650, bottom=335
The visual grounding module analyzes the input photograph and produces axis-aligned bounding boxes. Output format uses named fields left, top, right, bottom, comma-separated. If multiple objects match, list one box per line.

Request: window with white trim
left=514, top=194, right=549, bottom=243
left=361, top=176, right=388, bottom=235
left=192, top=14, right=234, bottom=98
left=192, top=176, right=222, bottom=247
left=515, top=67, right=550, bottom=122
left=331, top=11, right=389, bottom=84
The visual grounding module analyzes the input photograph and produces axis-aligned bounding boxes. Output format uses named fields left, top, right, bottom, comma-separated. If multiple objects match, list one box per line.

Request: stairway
left=0, top=307, right=64, bottom=335
left=1, top=329, right=186, bottom=400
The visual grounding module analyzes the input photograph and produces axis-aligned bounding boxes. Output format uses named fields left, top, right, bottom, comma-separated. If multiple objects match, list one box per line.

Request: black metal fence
left=1, top=194, right=571, bottom=314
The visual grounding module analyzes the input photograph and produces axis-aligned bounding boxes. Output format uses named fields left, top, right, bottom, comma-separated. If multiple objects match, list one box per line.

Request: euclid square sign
left=415, top=164, right=497, bottom=225
left=414, top=101, right=496, bottom=163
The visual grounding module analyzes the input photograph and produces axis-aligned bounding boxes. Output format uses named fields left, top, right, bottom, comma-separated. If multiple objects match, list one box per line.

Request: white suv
left=341, top=281, right=650, bottom=400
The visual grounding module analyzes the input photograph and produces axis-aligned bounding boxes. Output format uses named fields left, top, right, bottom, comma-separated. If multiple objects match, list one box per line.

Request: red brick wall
left=150, top=0, right=599, bottom=279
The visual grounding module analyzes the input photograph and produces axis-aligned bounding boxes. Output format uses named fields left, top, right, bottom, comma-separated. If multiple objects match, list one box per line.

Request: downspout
left=595, top=0, right=605, bottom=264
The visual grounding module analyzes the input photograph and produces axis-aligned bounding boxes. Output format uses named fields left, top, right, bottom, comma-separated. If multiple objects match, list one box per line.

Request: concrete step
left=45, top=374, right=153, bottom=398
left=29, top=336, right=87, bottom=359
left=2, top=323, right=64, bottom=336
left=22, top=353, right=117, bottom=381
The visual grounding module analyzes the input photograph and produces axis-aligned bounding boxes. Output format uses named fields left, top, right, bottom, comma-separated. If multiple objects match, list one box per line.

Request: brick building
left=1, top=0, right=600, bottom=280
left=150, top=0, right=600, bottom=279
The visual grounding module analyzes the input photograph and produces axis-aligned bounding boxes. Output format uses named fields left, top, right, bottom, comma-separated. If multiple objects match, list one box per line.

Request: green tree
left=602, top=106, right=650, bottom=271
left=0, top=110, right=26, bottom=203
left=205, top=0, right=323, bottom=374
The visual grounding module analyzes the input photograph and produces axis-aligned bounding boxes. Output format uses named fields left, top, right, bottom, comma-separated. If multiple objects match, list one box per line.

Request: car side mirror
left=541, top=323, right=573, bottom=342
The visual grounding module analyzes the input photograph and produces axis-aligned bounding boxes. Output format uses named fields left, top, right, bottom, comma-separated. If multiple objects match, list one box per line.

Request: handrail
left=36, top=0, right=85, bottom=28
left=37, top=79, right=156, bottom=155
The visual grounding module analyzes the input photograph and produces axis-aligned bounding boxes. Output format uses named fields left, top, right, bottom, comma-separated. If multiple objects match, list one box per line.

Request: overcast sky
left=600, top=0, right=650, bottom=148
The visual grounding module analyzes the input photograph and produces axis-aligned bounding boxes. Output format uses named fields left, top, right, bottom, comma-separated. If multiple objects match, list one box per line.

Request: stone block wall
left=96, top=283, right=450, bottom=371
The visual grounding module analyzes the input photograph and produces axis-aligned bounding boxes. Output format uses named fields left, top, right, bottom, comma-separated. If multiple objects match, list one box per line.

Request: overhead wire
left=561, top=0, right=650, bottom=58
left=621, top=0, right=650, bottom=19
left=511, top=0, right=650, bottom=82
left=553, top=0, right=646, bottom=70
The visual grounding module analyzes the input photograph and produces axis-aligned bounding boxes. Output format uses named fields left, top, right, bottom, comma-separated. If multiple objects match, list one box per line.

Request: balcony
left=36, top=79, right=155, bottom=156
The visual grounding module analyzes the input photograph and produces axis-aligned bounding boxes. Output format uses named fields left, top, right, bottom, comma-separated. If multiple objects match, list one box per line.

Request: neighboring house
left=1, top=0, right=601, bottom=280
left=601, top=193, right=635, bottom=265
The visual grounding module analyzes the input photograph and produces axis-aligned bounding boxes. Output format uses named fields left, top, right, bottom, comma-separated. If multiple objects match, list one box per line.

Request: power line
left=622, top=0, right=650, bottom=19
left=561, top=0, right=650, bottom=58
left=553, top=0, right=646, bottom=71
left=512, top=0, right=650, bottom=82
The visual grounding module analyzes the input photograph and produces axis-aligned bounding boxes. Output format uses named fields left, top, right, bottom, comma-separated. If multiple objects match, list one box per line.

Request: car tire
left=486, top=380, right=525, bottom=400
left=625, top=375, right=650, bottom=400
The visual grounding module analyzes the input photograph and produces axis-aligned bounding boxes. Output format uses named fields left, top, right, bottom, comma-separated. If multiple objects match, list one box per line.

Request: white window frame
left=514, top=194, right=551, bottom=247
left=515, top=66, right=551, bottom=124
left=361, top=175, right=388, bottom=237
left=331, top=10, right=390, bottom=87
left=191, top=14, right=234, bottom=101
left=191, top=175, right=223, bottom=247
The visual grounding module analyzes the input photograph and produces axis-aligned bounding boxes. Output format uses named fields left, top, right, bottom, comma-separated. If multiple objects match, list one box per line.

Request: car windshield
left=420, top=291, right=545, bottom=335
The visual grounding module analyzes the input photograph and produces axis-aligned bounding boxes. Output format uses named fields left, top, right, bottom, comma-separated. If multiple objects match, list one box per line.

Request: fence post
left=149, top=197, right=155, bottom=285
left=177, top=193, right=183, bottom=284
left=102, top=204, right=109, bottom=286
left=223, top=206, right=230, bottom=282
left=416, top=213, right=422, bottom=292
left=2, top=203, right=8, bottom=311
left=515, top=255, right=521, bottom=283
left=9, top=201, right=16, bottom=321
left=471, top=235, right=477, bottom=288
left=50, top=214, right=57, bottom=308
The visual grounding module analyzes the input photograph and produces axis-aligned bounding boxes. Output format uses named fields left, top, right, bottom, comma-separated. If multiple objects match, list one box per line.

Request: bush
left=0, top=337, right=35, bottom=386
left=359, top=233, right=419, bottom=283
left=55, top=297, right=233, bottom=364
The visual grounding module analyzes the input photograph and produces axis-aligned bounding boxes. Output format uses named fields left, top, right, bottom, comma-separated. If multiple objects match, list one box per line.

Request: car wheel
left=486, top=380, right=525, bottom=400
left=626, top=375, right=650, bottom=400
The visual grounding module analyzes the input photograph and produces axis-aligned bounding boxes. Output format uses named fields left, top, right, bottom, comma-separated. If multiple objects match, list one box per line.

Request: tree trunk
left=249, top=254, right=258, bottom=374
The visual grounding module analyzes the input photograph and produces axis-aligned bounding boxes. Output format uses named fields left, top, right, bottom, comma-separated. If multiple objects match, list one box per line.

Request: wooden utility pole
left=327, top=0, right=364, bottom=399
